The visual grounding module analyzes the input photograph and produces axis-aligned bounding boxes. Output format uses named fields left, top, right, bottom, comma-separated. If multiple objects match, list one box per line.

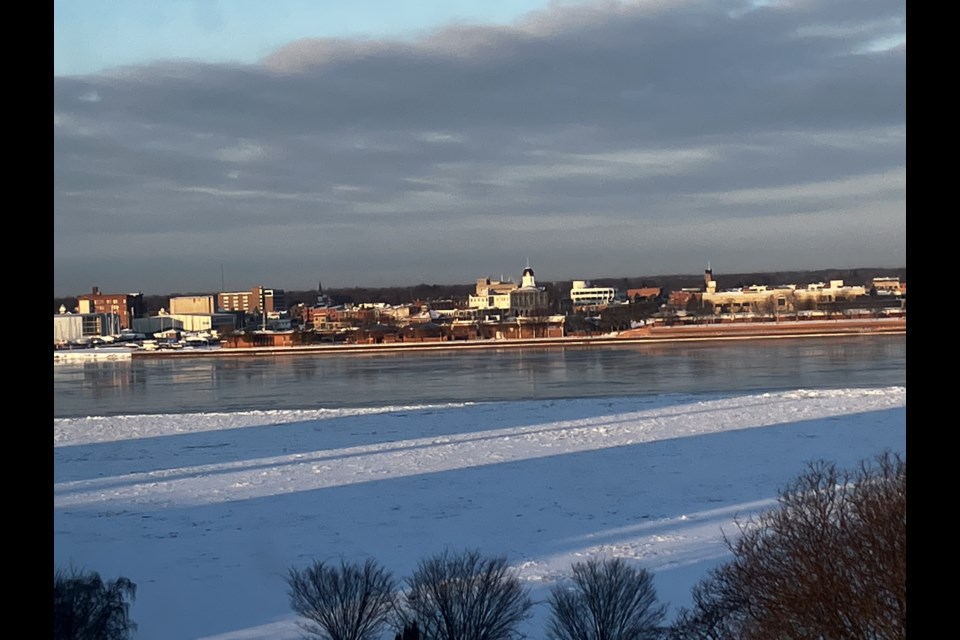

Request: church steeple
left=317, top=280, right=332, bottom=307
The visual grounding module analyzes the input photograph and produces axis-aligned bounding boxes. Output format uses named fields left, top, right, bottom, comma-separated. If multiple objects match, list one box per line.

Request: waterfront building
left=53, top=311, right=121, bottom=344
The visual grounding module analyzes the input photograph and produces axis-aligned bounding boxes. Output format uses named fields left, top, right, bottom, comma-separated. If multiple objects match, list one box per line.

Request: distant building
left=704, top=264, right=717, bottom=294
left=303, top=306, right=340, bottom=330
left=626, top=287, right=662, bottom=302
left=217, top=286, right=286, bottom=314
left=222, top=331, right=298, bottom=348
left=169, top=295, right=215, bottom=315
left=54, top=314, right=84, bottom=344
left=165, top=295, right=237, bottom=332
left=132, top=314, right=183, bottom=335
left=699, top=265, right=868, bottom=314
left=132, top=313, right=237, bottom=334
left=217, top=290, right=255, bottom=313
left=452, top=265, right=566, bottom=340
left=570, top=281, right=618, bottom=307
left=469, top=277, right=518, bottom=312
left=258, top=286, right=286, bottom=313
left=478, top=316, right=566, bottom=339
left=668, top=289, right=701, bottom=309
left=76, top=287, right=145, bottom=330
left=510, top=266, right=549, bottom=317
left=872, top=277, right=906, bottom=295
left=53, top=312, right=121, bottom=344
left=468, top=265, right=549, bottom=319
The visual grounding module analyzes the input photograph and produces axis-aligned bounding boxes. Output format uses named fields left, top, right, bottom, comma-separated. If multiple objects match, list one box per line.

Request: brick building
left=76, top=287, right=145, bottom=330
left=217, top=286, right=286, bottom=314
left=626, top=287, right=662, bottom=302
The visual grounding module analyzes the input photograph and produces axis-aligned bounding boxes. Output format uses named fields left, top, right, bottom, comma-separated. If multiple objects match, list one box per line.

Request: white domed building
left=510, top=265, right=549, bottom=317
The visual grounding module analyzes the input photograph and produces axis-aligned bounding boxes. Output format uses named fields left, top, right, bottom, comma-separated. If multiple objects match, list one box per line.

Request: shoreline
left=126, top=317, right=905, bottom=359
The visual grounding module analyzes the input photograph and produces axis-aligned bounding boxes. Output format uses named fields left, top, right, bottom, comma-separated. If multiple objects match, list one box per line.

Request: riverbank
left=128, top=317, right=905, bottom=359
left=53, top=347, right=133, bottom=362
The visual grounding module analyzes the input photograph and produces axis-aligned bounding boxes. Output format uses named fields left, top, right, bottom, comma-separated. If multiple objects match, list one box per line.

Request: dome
left=521, top=265, right=537, bottom=289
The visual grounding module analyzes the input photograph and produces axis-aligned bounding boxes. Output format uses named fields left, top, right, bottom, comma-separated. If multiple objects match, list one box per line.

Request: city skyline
left=54, top=0, right=906, bottom=297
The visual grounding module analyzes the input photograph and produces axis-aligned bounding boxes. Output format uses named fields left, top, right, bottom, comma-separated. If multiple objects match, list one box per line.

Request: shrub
left=669, top=451, right=906, bottom=639
left=287, top=558, right=398, bottom=640
left=402, top=549, right=532, bottom=640
left=53, top=567, right=137, bottom=640
left=546, top=557, right=665, bottom=640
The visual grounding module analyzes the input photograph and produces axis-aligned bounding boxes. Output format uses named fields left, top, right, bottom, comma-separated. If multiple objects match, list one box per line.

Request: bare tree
left=666, top=562, right=749, bottom=640
left=546, top=557, right=665, bottom=640
left=401, top=549, right=532, bottom=640
left=394, top=621, right=421, bottom=640
left=54, top=567, right=137, bottom=640
left=668, top=451, right=906, bottom=640
left=287, top=558, right=398, bottom=640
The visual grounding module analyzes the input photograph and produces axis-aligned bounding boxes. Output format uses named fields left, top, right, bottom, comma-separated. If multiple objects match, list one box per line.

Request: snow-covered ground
left=54, top=387, right=906, bottom=640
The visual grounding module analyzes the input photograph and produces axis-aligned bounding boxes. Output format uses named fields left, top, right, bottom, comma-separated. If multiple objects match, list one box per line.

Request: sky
left=53, top=0, right=906, bottom=296
left=53, top=386, right=907, bottom=639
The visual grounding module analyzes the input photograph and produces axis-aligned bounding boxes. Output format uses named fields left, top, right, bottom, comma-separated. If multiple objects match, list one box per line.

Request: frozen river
left=54, top=335, right=906, bottom=418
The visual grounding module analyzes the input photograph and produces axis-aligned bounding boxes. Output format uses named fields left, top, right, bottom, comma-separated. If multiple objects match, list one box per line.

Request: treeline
left=55, top=451, right=905, bottom=640
left=53, top=267, right=907, bottom=315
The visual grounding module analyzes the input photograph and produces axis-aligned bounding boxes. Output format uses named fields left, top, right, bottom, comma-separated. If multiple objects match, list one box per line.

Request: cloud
left=215, top=142, right=268, bottom=163
left=53, top=0, right=905, bottom=295
left=696, top=168, right=905, bottom=207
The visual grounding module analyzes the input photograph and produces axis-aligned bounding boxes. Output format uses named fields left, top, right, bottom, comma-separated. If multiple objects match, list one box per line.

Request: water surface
left=54, top=336, right=906, bottom=418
